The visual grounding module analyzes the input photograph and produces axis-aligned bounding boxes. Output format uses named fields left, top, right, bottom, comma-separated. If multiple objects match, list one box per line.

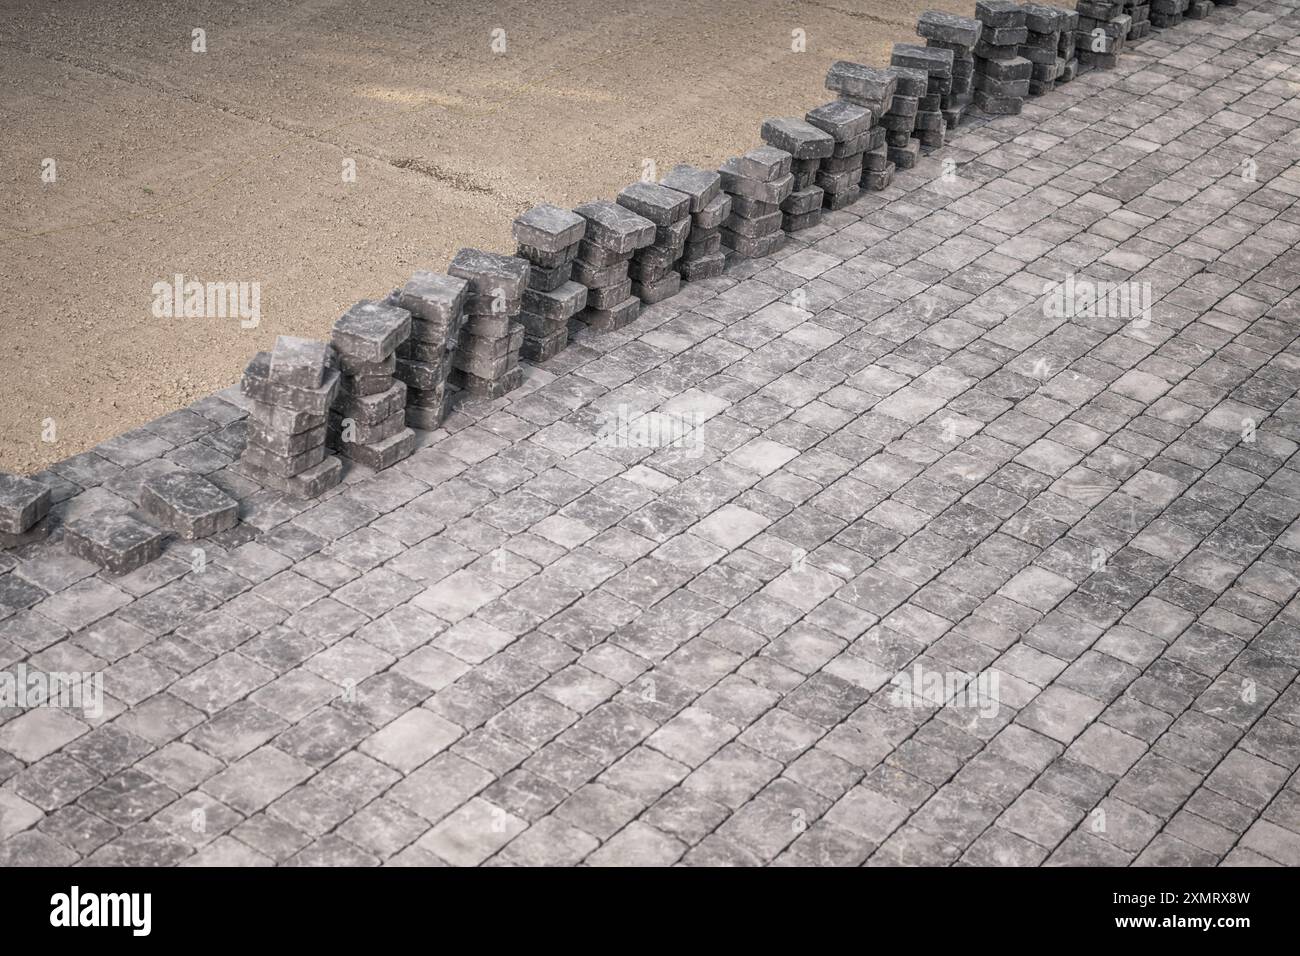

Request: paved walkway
left=3, top=1, right=1300, bottom=866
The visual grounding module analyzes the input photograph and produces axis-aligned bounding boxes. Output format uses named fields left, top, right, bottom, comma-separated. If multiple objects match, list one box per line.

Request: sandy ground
left=0, top=0, right=971, bottom=475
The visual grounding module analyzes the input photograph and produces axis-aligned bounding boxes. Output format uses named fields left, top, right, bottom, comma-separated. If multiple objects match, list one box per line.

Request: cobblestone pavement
left=3, top=1, right=1300, bottom=866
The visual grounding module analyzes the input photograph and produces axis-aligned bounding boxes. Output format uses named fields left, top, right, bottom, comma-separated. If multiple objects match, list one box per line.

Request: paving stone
left=0, top=472, right=52, bottom=536
left=140, top=471, right=239, bottom=540
left=62, top=511, right=165, bottom=575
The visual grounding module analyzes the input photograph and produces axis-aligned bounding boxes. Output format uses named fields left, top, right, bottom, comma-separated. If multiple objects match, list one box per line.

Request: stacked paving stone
left=805, top=100, right=874, bottom=211
left=973, top=1, right=1031, bottom=116
left=1019, top=4, right=1065, bottom=95
left=761, top=117, right=835, bottom=226
left=571, top=201, right=655, bottom=331
left=329, top=300, right=416, bottom=470
left=917, top=11, right=982, bottom=129
left=660, top=164, right=729, bottom=281
left=618, top=182, right=691, bottom=304
left=140, top=472, right=238, bottom=540
left=1076, top=0, right=1132, bottom=69
left=891, top=43, right=955, bottom=151
left=390, top=270, right=469, bottom=429
left=0, top=472, right=51, bottom=548
left=718, top=146, right=794, bottom=258
left=825, top=61, right=897, bottom=189
left=448, top=248, right=530, bottom=397
left=1149, top=0, right=1188, bottom=28
left=880, top=65, right=928, bottom=169
left=513, top=205, right=588, bottom=361
left=238, top=335, right=342, bottom=498
left=1057, top=7, right=1081, bottom=82
left=1119, top=0, right=1153, bottom=38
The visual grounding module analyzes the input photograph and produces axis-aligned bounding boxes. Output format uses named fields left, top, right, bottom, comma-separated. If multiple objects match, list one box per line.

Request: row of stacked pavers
left=514, top=204, right=588, bottom=362
left=662, top=165, right=729, bottom=281
left=826, top=60, right=899, bottom=188
left=11, top=0, right=1244, bottom=583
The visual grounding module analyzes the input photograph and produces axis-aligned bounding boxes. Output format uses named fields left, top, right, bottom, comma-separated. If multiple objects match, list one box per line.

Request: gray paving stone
left=62, top=511, right=165, bottom=575
left=140, top=471, right=239, bottom=540
left=0, top=471, right=52, bottom=536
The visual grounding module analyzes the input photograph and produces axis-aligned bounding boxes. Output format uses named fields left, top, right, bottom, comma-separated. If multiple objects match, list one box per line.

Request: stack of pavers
left=391, top=270, right=469, bottom=429
left=660, top=164, right=729, bottom=282
left=1149, top=0, right=1188, bottom=29
left=1057, top=7, right=1080, bottom=83
left=571, top=201, right=655, bottom=331
left=1019, top=5, right=1065, bottom=96
left=891, top=43, right=955, bottom=152
left=825, top=61, right=898, bottom=188
left=0, top=472, right=51, bottom=549
left=1120, top=0, right=1153, bottom=38
left=329, top=300, right=416, bottom=470
left=448, top=248, right=531, bottom=397
left=805, top=101, right=875, bottom=211
left=761, top=117, right=835, bottom=225
left=238, top=335, right=342, bottom=498
left=617, top=182, right=691, bottom=304
left=880, top=65, right=927, bottom=170
left=1076, top=0, right=1131, bottom=69
left=718, top=146, right=795, bottom=258
left=513, top=205, right=588, bottom=361
left=973, top=1, right=1031, bottom=116
left=917, top=11, right=982, bottom=130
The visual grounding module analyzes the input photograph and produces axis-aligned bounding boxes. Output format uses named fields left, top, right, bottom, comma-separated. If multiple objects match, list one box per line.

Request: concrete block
left=64, top=511, right=165, bottom=575
left=242, top=353, right=341, bottom=416
left=659, top=164, right=722, bottom=212
left=573, top=201, right=657, bottom=253
left=139, top=471, right=238, bottom=540
left=806, top=100, right=874, bottom=141
left=268, top=336, right=330, bottom=389
left=332, top=300, right=411, bottom=363
left=617, top=181, right=690, bottom=226
left=0, top=472, right=51, bottom=535
left=449, top=248, right=531, bottom=302
left=826, top=61, right=898, bottom=102
left=761, top=117, right=834, bottom=160
left=512, top=203, right=586, bottom=252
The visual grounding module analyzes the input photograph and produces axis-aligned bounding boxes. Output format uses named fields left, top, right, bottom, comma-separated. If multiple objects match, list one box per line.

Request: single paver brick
left=140, top=471, right=239, bottom=540
left=63, top=511, right=165, bottom=575
left=0, top=472, right=52, bottom=535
